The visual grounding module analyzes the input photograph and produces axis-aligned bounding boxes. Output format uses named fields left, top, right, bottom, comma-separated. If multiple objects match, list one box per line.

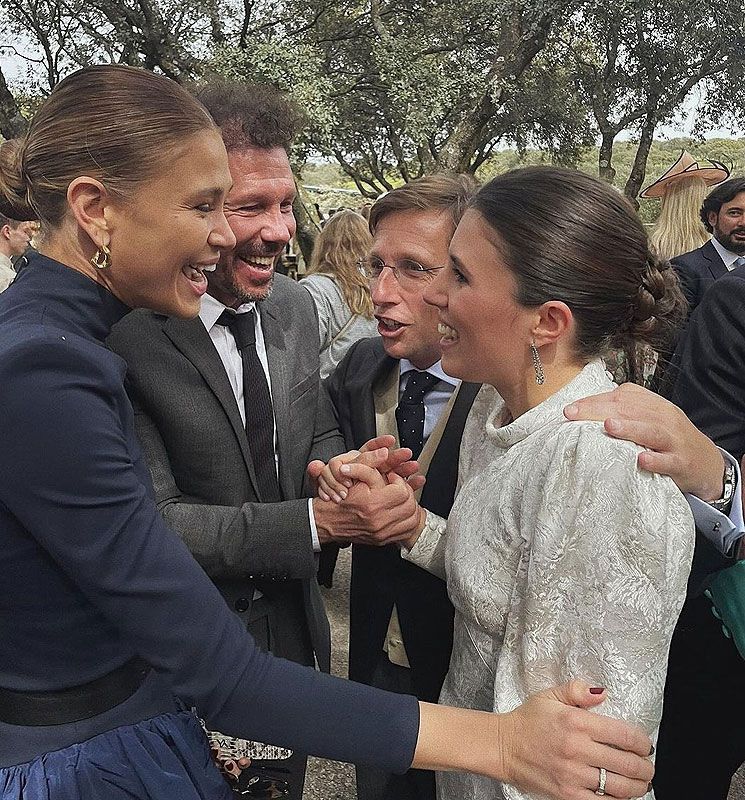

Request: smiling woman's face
left=105, top=128, right=236, bottom=318
left=424, top=209, right=536, bottom=390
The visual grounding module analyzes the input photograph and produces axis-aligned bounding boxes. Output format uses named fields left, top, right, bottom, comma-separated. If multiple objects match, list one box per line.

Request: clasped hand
left=308, top=436, right=426, bottom=547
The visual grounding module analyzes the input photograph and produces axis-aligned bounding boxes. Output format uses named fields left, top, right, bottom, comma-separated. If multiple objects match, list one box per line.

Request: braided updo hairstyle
left=0, top=64, right=217, bottom=228
left=471, top=167, right=687, bottom=384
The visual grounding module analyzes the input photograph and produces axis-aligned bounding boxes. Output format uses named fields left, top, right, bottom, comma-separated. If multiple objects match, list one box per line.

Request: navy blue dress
left=0, top=254, right=419, bottom=798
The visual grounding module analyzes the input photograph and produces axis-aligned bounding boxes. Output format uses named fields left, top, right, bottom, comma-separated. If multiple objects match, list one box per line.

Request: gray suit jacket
left=108, top=275, right=341, bottom=672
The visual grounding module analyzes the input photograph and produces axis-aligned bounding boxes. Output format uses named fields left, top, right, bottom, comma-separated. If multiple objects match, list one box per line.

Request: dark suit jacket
left=326, top=337, right=480, bottom=702
left=108, top=275, right=343, bottom=672
left=672, top=240, right=728, bottom=316
left=661, top=265, right=745, bottom=592
left=0, top=246, right=422, bottom=776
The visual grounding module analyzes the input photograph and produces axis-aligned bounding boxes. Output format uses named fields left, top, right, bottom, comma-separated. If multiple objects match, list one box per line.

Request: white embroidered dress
left=405, top=361, right=694, bottom=800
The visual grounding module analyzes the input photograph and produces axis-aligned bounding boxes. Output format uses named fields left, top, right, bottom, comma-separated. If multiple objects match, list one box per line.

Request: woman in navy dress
left=0, top=64, right=654, bottom=800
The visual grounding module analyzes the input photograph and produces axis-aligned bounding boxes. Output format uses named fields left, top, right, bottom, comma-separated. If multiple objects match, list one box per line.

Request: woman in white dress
left=310, top=167, right=693, bottom=798
left=398, top=167, right=695, bottom=799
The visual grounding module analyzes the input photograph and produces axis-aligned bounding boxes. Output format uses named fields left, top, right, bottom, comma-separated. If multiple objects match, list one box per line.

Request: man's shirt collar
left=199, top=291, right=257, bottom=331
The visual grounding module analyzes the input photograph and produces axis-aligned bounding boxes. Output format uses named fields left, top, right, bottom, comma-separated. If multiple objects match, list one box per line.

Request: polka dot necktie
left=216, top=308, right=281, bottom=502
left=396, top=370, right=440, bottom=459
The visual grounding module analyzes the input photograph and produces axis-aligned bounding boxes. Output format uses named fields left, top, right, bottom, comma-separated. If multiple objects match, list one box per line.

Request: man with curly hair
left=108, top=83, right=420, bottom=799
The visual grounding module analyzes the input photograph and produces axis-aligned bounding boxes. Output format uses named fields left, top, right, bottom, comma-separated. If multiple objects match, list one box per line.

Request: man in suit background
left=108, top=83, right=420, bottom=799
left=652, top=265, right=745, bottom=799
left=673, top=176, right=745, bottom=314
left=325, top=175, right=479, bottom=800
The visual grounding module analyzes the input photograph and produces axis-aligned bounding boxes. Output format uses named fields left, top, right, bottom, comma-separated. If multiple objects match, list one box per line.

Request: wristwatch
left=708, top=460, right=737, bottom=513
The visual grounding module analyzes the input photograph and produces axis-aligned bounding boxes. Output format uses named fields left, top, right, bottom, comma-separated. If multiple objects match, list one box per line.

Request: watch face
left=723, top=463, right=737, bottom=502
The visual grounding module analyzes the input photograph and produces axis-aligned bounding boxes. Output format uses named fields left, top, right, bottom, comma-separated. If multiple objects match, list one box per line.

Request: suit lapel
left=703, top=240, right=729, bottom=280
left=163, top=316, right=261, bottom=497
left=259, top=302, right=294, bottom=499
left=414, top=384, right=462, bottom=495
left=374, top=361, right=400, bottom=448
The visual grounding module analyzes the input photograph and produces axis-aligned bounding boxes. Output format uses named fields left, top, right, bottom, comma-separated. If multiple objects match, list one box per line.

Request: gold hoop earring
left=530, top=341, right=545, bottom=385
left=90, top=243, right=111, bottom=270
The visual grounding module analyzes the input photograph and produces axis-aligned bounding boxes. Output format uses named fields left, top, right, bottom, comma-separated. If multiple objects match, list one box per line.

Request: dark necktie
left=216, top=309, right=281, bottom=502
left=396, top=370, right=440, bottom=459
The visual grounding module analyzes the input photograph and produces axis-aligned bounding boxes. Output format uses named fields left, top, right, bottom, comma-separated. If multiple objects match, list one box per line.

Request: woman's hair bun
left=627, top=253, right=686, bottom=346
left=0, top=138, right=35, bottom=220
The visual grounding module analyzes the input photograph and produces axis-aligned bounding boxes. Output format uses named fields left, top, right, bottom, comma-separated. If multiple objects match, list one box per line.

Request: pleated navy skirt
left=0, top=672, right=232, bottom=800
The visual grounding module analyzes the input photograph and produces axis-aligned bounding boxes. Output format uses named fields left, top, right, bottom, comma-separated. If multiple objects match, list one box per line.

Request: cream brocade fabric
left=404, top=361, right=695, bottom=800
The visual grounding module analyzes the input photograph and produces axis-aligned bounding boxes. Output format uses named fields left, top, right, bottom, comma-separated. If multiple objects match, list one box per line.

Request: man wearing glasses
left=326, top=174, right=480, bottom=800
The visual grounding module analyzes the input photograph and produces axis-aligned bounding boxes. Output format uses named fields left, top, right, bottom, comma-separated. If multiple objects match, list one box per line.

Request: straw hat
left=640, top=150, right=730, bottom=199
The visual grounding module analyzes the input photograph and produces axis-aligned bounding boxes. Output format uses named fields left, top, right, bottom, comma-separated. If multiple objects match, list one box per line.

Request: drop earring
left=530, top=340, right=545, bottom=385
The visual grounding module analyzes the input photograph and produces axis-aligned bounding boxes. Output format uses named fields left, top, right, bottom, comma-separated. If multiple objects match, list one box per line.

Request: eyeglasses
left=357, top=257, right=445, bottom=286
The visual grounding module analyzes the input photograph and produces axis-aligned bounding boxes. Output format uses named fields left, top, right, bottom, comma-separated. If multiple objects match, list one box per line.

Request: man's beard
left=715, top=226, right=745, bottom=255
left=225, top=270, right=274, bottom=304
left=218, top=249, right=277, bottom=304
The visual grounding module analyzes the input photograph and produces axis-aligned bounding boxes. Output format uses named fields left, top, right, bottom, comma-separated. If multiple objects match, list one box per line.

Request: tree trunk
left=435, top=4, right=562, bottom=173
left=598, top=130, right=617, bottom=184
left=623, top=111, right=658, bottom=203
left=0, top=67, right=28, bottom=140
left=292, top=185, right=321, bottom=267
left=434, top=91, right=497, bottom=173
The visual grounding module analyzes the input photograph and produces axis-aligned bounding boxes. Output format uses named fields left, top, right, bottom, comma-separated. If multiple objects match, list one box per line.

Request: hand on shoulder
left=564, top=382, right=725, bottom=500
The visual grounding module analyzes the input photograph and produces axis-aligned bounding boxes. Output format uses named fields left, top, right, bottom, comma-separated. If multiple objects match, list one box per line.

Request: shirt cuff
left=686, top=448, right=744, bottom=556
left=308, top=498, right=321, bottom=552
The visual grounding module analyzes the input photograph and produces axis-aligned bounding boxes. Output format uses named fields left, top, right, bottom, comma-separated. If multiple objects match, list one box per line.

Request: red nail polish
left=589, top=686, right=605, bottom=694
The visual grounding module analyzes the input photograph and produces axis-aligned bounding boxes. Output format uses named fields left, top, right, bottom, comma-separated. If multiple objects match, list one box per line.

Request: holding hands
left=308, top=434, right=425, bottom=502
left=308, top=435, right=425, bottom=547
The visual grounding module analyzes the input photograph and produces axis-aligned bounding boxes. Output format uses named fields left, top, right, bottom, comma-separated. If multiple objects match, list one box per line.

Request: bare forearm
left=412, top=684, right=653, bottom=799
left=413, top=702, right=506, bottom=776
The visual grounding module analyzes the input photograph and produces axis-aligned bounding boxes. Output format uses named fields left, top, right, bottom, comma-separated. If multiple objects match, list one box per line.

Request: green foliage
left=2, top=0, right=743, bottom=201
left=303, top=137, right=745, bottom=223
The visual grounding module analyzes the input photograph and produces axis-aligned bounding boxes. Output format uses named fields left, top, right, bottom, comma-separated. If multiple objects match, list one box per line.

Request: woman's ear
left=66, top=177, right=113, bottom=250
left=532, top=301, right=573, bottom=347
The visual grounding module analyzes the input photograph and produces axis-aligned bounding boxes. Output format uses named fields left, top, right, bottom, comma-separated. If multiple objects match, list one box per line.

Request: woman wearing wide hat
left=641, top=150, right=730, bottom=262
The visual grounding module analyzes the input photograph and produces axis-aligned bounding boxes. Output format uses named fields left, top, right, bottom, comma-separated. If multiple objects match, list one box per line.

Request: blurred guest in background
left=301, top=209, right=378, bottom=378
left=0, top=214, right=32, bottom=292
left=642, top=150, right=729, bottom=263
left=672, top=175, right=745, bottom=315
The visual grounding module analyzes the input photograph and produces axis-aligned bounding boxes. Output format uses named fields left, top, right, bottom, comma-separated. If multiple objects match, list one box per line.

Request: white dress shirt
left=687, top=449, right=745, bottom=556
left=0, top=253, right=16, bottom=293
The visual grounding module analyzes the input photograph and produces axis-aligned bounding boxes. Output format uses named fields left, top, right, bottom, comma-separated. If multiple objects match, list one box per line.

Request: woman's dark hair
left=0, top=65, right=217, bottom=226
left=700, top=177, right=745, bottom=232
left=472, top=167, right=687, bottom=384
